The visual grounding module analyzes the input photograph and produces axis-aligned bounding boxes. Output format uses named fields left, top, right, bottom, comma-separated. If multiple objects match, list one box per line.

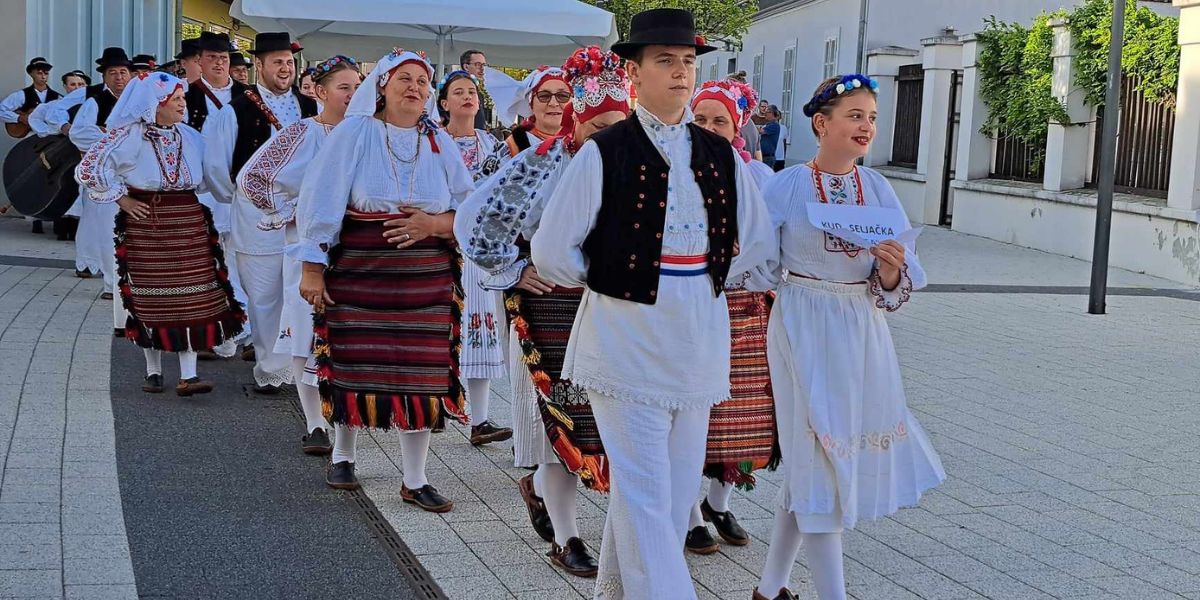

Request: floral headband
left=562, top=46, right=628, bottom=117
left=312, top=55, right=359, bottom=83
left=802, top=74, right=879, bottom=117
left=438, top=69, right=479, bottom=92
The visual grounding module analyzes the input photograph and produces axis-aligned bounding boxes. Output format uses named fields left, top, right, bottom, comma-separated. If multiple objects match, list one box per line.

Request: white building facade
left=1, top=0, right=179, bottom=204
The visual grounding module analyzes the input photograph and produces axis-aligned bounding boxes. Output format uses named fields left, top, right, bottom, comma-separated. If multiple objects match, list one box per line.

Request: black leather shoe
left=752, top=587, right=797, bottom=600
left=401, top=484, right=453, bottom=513
left=74, top=269, right=92, bottom=279
left=175, top=377, right=213, bottom=397
left=701, top=498, right=751, bottom=546
left=470, top=420, right=513, bottom=446
left=326, top=461, right=360, bottom=490
left=302, top=428, right=332, bottom=455
left=253, top=383, right=281, bottom=395
left=31, top=220, right=44, bottom=234
left=518, top=473, right=555, bottom=543
left=549, top=537, right=598, bottom=578
left=142, top=374, right=164, bottom=393
left=114, top=328, right=124, bottom=338
left=685, top=525, right=720, bottom=555
left=100, top=291, right=113, bottom=300
left=241, top=345, right=256, bottom=361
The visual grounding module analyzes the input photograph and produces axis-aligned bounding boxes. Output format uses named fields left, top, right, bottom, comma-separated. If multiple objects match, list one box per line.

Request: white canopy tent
left=229, top=0, right=617, bottom=71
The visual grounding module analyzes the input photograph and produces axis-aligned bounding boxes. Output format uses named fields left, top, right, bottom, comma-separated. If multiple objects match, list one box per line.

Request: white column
left=1043, top=17, right=1090, bottom=192
left=1168, top=0, right=1200, bottom=211
left=916, top=34, right=961, bottom=225
left=865, top=47, right=920, bottom=168
left=955, top=35, right=991, bottom=181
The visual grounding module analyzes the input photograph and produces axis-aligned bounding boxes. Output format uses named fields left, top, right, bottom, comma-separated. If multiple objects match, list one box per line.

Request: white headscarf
left=346, top=48, right=437, bottom=119
left=503, top=66, right=567, bottom=122
left=105, top=72, right=188, bottom=130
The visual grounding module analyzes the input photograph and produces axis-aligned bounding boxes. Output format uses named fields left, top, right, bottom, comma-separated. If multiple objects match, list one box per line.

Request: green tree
left=584, top=0, right=759, bottom=50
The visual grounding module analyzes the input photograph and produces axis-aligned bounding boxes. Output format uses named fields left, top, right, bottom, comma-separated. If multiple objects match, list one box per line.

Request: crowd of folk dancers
left=2, top=8, right=946, bottom=599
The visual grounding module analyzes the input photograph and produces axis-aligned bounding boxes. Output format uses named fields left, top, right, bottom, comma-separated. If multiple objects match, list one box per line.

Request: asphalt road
left=110, top=339, right=422, bottom=599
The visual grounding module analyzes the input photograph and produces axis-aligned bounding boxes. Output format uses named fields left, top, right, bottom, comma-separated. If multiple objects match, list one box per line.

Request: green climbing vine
left=976, top=0, right=1180, bottom=149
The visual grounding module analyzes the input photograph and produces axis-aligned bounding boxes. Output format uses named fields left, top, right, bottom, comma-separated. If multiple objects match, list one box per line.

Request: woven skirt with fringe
left=314, top=216, right=467, bottom=431
left=703, top=288, right=780, bottom=489
left=507, top=287, right=609, bottom=492
left=116, top=188, right=245, bottom=352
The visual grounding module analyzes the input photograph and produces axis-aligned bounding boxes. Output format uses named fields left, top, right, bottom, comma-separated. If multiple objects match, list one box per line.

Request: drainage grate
left=277, top=391, right=448, bottom=600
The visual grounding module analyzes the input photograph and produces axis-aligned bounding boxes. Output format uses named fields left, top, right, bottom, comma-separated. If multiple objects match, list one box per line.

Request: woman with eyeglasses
left=501, top=67, right=569, bottom=158
left=237, top=56, right=363, bottom=481
left=437, top=69, right=512, bottom=447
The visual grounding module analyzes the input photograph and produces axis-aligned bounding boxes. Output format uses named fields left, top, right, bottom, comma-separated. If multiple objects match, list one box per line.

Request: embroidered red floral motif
left=695, top=35, right=707, bottom=46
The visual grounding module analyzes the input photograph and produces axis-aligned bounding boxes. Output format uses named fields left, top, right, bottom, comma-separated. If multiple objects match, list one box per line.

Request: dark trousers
left=773, top=160, right=786, bottom=172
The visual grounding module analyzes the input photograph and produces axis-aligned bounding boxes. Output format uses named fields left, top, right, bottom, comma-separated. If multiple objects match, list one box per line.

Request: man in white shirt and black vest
left=531, top=8, right=774, bottom=598
left=203, top=32, right=319, bottom=394
left=2, top=57, right=62, bottom=233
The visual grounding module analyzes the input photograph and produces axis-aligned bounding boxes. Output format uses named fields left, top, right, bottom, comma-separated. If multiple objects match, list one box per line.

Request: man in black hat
left=184, top=31, right=249, bottom=131
left=203, top=31, right=318, bottom=393
left=229, top=52, right=251, bottom=86
left=2, top=57, right=62, bottom=233
left=176, top=38, right=203, bottom=83
left=531, top=8, right=773, bottom=597
left=68, top=47, right=133, bottom=307
left=130, top=54, right=156, bottom=76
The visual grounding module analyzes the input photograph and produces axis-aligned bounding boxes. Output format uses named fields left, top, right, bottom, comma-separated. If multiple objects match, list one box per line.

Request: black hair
left=437, top=71, right=479, bottom=126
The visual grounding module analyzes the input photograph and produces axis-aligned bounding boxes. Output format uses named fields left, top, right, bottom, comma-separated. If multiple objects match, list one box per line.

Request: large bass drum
left=2, top=135, right=81, bottom=220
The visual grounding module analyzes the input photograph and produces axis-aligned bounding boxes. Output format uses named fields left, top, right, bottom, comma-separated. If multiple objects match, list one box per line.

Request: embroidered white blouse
left=451, top=129, right=504, bottom=181
left=530, top=106, right=775, bottom=409
left=68, top=92, right=118, bottom=151
left=289, top=116, right=475, bottom=265
left=237, top=117, right=333, bottom=233
left=747, top=164, right=925, bottom=309
left=203, top=85, right=305, bottom=255
left=75, top=122, right=205, bottom=203
left=455, top=138, right=572, bottom=290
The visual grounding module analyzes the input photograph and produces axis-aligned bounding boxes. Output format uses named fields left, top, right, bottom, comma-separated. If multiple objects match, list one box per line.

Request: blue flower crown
left=802, top=74, right=879, bottom=118
left=438, top=69, right=480, bottom=92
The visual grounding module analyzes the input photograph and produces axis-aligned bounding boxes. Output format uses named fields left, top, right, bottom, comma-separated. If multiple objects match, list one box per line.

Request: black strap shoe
left=401, top=484, right=453, bottom=513
left=549, top=537, right=598, bottom=578
left=685, top=525, right=720, bottom=555
left=518, top=473, right=556, bottom=543
left=326, top=461, right=360, bottom=490
left=753, top=587, right=798, bottom=600
left=253, top=383, right=281, bottom=395
left=31, top=220, right=44, bottom=234
left=142, top=374, right=164, bottom=394
left=302, top=428, right=332, bottom=455
left=701, top=498, right=751, bottom=546
left=470, top=420, right=513, bottom=446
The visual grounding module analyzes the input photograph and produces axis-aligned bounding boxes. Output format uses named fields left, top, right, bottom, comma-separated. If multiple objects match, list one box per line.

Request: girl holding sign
left=749, top=75, right=945, bottom=600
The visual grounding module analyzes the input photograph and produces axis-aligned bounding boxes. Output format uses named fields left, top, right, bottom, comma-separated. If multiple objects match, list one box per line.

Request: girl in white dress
left=437, top=69, right=512, bottom=446
left=751, top=75, right=945, bottom=600
left=239, top=56, right=362, bottom=477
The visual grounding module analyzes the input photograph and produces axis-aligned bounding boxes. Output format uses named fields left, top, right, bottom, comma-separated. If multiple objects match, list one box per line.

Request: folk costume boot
left=548, top=537, right=598, bottom=578
left=752, top=588, right=797, bottom=600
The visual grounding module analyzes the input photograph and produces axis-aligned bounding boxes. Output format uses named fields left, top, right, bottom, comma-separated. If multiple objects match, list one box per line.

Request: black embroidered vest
left=228, top=87, right=319, bottom=178
left=67, top=85, right=118, bottom=127
left=584, top=113, right=738, bottom=305
left=19, top=86, right=60, bottom=111
left=185, top=80, right=248, bottom=130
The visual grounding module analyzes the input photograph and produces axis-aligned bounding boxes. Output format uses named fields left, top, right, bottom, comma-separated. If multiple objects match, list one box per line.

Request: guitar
left=5, top=110, right=32, bottom=138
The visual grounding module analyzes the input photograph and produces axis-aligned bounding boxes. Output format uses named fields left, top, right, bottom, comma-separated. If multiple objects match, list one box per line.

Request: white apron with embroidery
left=453, top=129, right=508, bottom=379
left=752, top=164, right=945, bottom=532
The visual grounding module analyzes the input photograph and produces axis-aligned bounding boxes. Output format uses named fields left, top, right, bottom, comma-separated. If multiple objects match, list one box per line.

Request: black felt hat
left=251, top=32, right=301, bottom=56
left=197, top=31, right=236, bottom=53
left=611, top=8, right=717, bottom=60
left=131, top=54, right=156, bottom=71
left=175, top=38, right=200, bottom=60
left=229, top=52, right=250, bottom=68
left=26, top=57, right=52, bottom=74
left=95, top=47, right=133, bottom=73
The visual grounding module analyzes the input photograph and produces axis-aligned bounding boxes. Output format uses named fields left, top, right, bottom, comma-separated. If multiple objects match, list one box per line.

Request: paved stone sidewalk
left=353, top=229, right=1200, bottom=599
left=0, top=263, right=136, bottom=600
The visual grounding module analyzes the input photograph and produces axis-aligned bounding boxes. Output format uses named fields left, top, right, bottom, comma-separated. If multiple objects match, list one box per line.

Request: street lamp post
left=1088, top=0, right=1126, bottom=315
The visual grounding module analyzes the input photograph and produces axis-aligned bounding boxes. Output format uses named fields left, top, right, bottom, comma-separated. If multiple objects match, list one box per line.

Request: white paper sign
left=806, top=203, right=922, bottom=248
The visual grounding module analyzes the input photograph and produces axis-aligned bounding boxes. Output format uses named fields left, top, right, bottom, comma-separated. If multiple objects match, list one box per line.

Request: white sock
left=537, top=463, right=580, bottom=545
left=688, top=501, right=705, bottom=529
left=332, top=424, right=357, bottom=464
left=803, top=532, right=846, bottom=600
left=758, top=504, right=803, bottom=596
left=707, top=479, right=735, bottom=513
left=467, top=378, right=490, bottom=425
left=143, top=349, right=162, bottom=376
left=399, top=430, right=431, bottom=489
left=178, top=351, right=197, bottom=380
left=293, top=357, right=326, bottom=432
